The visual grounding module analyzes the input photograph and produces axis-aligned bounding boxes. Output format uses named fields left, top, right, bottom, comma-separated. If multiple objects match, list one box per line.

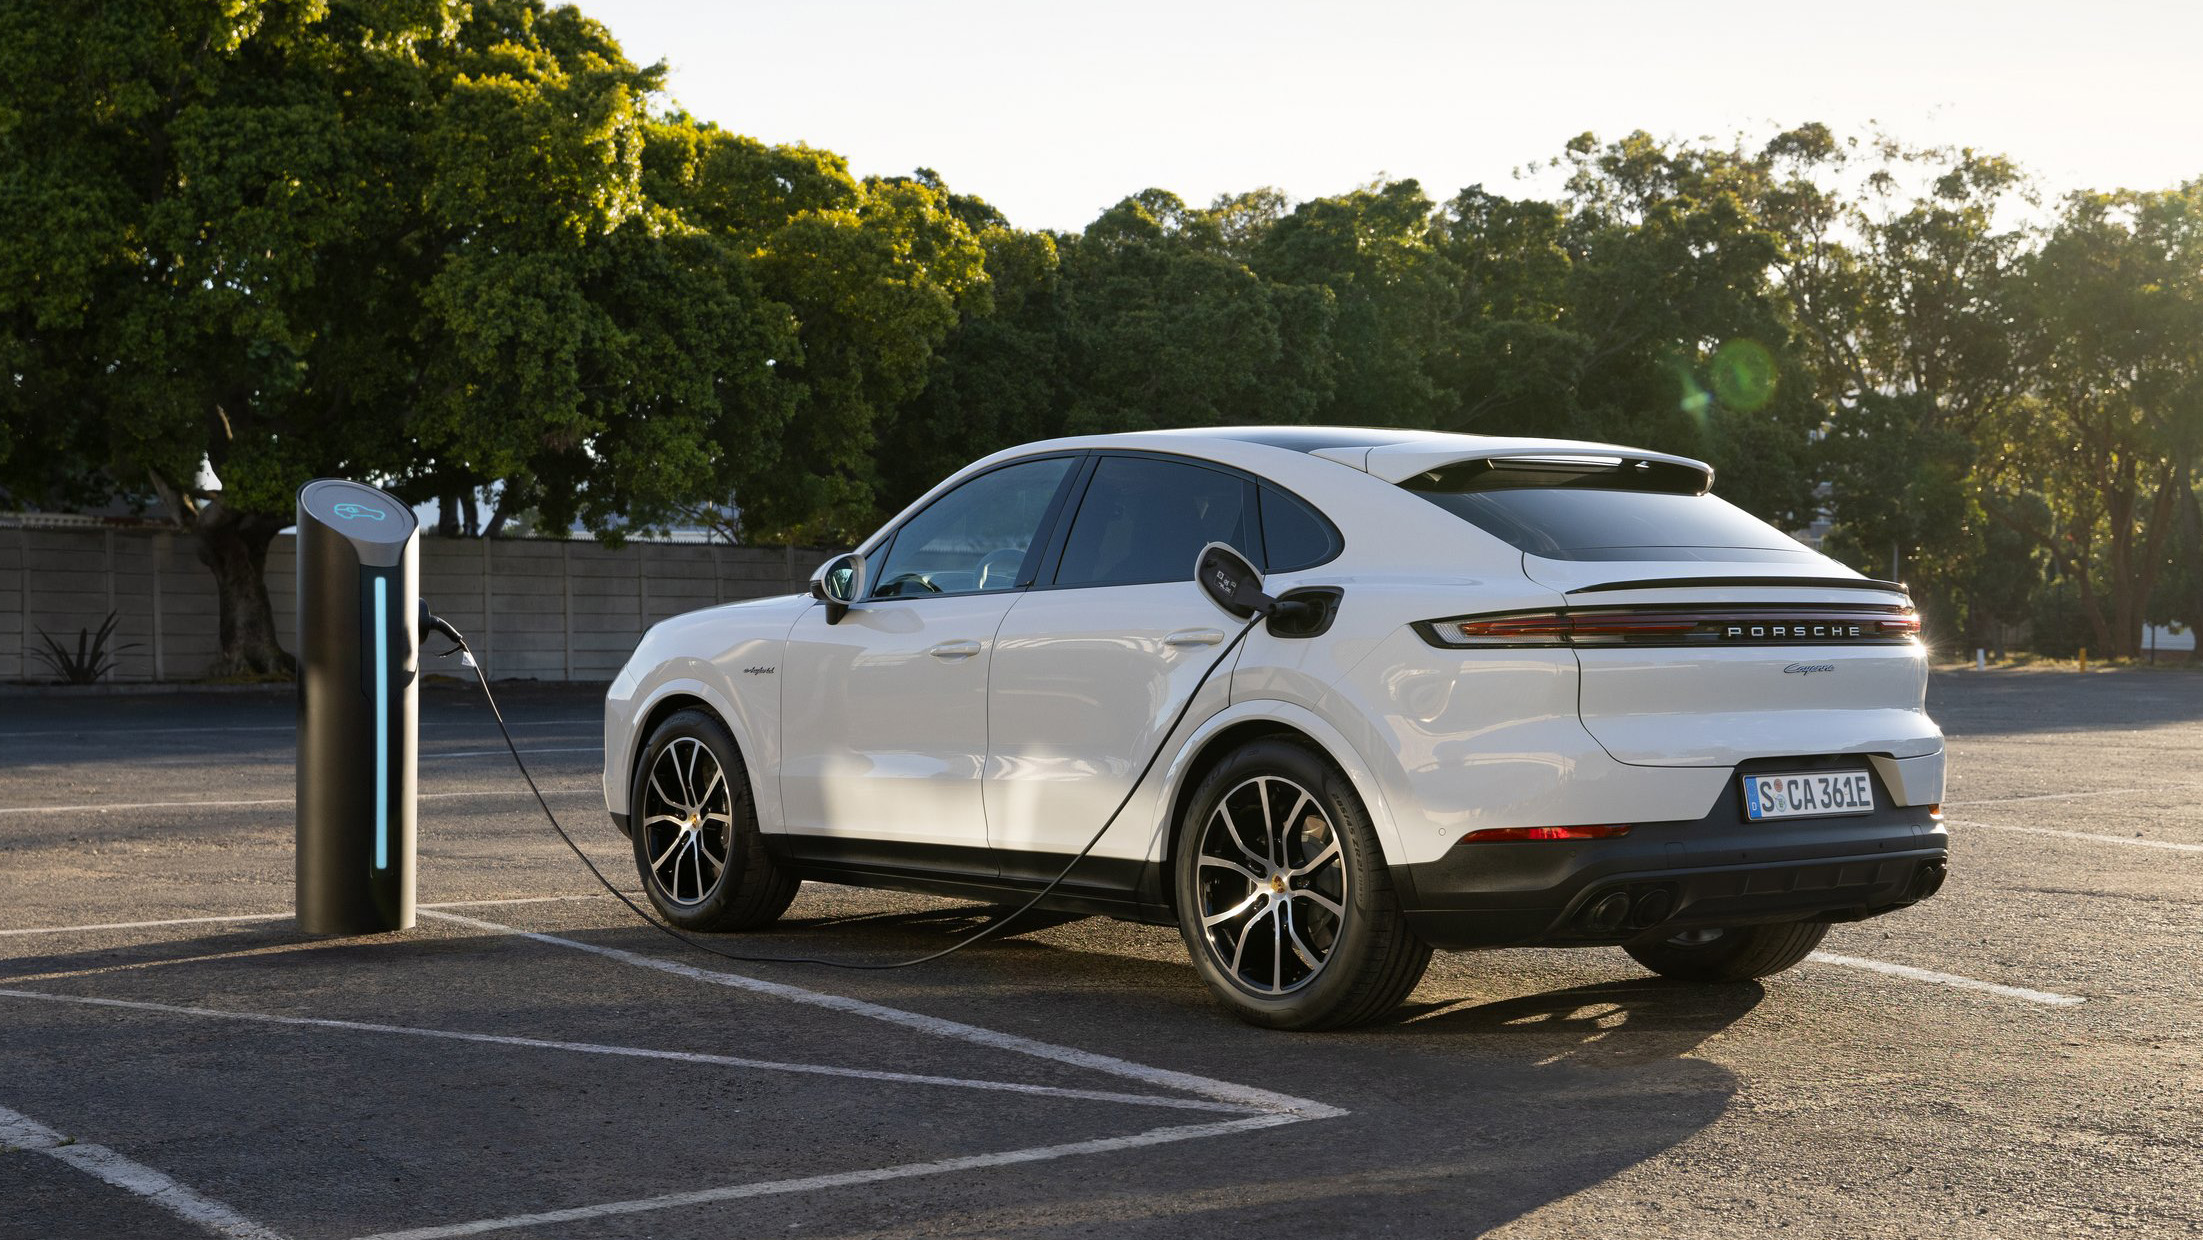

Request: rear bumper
left=1393, top=758, right=1948, bottom=950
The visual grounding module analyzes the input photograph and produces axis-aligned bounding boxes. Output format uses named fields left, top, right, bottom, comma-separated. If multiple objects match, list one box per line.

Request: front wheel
left=1625, top=921, right=1829, bottom=982
left=629, top=709, right=799, bottom=932
left=1173, top=738, right=1430, bottom=1030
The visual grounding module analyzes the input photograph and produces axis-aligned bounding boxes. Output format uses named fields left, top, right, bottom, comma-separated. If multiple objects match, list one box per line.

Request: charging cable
left=426, top=607, right=1266, bottom=971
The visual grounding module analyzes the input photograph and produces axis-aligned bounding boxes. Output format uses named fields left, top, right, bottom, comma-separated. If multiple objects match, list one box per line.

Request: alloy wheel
left=639, top=737, right=733, bottom=906
left=1192, top=775, right=1348, bottom=995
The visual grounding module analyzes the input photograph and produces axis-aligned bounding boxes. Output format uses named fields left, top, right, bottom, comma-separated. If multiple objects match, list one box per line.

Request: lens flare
left=1710, top=339, right=1778, bottom=411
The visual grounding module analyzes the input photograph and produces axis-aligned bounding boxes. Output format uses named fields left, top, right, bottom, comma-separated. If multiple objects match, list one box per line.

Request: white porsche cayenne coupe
left=604, top=427, right=1948, bottom=1029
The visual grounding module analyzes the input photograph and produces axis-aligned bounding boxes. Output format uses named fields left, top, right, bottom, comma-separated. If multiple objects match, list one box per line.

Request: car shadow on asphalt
left=778, top=902, right=1093, bottom=939
left=1380, top=975, right=1765, bottom=1063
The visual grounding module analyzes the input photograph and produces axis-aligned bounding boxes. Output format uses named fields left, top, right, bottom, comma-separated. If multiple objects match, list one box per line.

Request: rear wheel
left=1173, top=738, right=1430, bottom=1030
left=629, top=709, right=798, bottom=931
left=1625, top=921, right=1829, bottom=982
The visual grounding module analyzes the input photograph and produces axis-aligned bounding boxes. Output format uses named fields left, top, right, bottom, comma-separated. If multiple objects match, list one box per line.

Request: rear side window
left=1404, top=457, right=1806, bottom=562
left=1055, top=457, right=1255, bottom=587
left=1258, top=485, right=1340, bottom=572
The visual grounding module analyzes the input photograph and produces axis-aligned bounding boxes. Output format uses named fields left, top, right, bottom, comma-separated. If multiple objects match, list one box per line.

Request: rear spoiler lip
left=1566, top=575, right=1909, bottom=596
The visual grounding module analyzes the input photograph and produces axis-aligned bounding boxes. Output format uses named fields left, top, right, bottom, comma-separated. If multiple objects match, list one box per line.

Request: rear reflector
left=1460, top=824, right=1634, bottom=843
left=1419, top=604, right=1920, bottom=649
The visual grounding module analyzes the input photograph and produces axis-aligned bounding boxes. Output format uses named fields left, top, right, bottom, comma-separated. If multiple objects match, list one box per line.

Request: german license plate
left=1743, top=770, right=1874, bottom=821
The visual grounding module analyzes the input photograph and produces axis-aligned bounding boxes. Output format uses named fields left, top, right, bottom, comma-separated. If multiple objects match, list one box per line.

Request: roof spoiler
left=1315, top=440, right=1715, bottom=488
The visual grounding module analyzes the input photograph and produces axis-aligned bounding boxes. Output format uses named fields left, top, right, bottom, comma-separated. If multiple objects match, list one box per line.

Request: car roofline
left=980, top=427, right=1713, bottom=483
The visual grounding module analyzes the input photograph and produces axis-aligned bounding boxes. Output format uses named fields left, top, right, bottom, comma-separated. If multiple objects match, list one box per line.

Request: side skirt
left=766, top=836, right=1174, bottom=926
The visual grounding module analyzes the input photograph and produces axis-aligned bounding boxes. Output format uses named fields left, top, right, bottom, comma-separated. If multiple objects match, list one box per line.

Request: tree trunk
left=2182, top=475, right=2203, bottom=668
left=2104, top=454, right=2138, bottom=659
left=2073, top=542, right=2114, bottom=660
left=193, top=499, right=294, bottom=678
left=2121, top=464, right=2179, bottom=662
left=485, top=482, right=520, bottom=539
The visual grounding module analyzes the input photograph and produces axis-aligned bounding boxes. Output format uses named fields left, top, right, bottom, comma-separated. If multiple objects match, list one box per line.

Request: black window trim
left=859, top=451, right=1090, bottom=604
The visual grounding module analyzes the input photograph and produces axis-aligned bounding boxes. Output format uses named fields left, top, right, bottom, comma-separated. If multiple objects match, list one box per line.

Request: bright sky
left=574, top=0, right=2203, bottom=232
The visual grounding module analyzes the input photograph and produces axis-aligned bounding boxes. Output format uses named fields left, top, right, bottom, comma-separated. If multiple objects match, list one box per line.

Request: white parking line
left=1808, top=952, right=2085, bottom=1007
left=420, top=909, right=1345, bottom=1120
left=0, top=989, right=1252, bottom=1115
left=1952, top=818, right=2203, bottom=854
left=0, top=912, right=290, bottom=938
left=350, top=1115, right=1298, bottom=1240
left=0, top=895, right=610, bottom=938
left=0, top=1100, right=287, bottom=1240
left=0, top=786, right=598, bottom=816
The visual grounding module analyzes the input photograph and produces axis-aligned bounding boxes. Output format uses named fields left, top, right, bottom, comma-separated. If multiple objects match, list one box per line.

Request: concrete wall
left=0, top=526, right=835, bottom=683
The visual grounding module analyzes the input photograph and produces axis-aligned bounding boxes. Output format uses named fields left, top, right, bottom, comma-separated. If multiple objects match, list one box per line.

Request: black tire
left=629, top=708, right=798, bottom=932
left=1625, top=920, right=1829, bottom=982
left=1173, top=737, right=1430, bottom=1030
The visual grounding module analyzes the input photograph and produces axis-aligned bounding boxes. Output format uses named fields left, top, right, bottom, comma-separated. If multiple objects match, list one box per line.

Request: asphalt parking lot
left=2, top=670, right=2199, bottom=1239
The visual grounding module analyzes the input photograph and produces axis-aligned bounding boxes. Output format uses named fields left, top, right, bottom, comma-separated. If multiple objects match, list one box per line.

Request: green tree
left=876, top=188, right=1338, bottom=512
left=875, top=219, right=1070, bottom=508
left=640, top=127, right=991, bottom=539
left=1989, top=186, right=2203, bottom=657
left=1515, top=132, right=1823, bottom=527
left=1252, top=180, right=1457, bottom=430
left=1761, top=132, right=2037, bottom=611
left=1427, top=186, right=1581, bottom=433
left=0, top=1, right=814, bottom=673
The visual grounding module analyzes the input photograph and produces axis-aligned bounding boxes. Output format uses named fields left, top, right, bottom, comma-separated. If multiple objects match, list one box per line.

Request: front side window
left=1055, top=456, right=1254, bottom=588
left=870, top=457, right=1074, bottom=597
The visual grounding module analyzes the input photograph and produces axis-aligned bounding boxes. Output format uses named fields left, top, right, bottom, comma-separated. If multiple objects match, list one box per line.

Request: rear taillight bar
left=1417, top=604, right=1920, bottom=649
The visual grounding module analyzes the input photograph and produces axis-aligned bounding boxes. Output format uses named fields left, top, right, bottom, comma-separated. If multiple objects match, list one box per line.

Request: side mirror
left=1195, top=542, right=1269, bottom=619
left=810, top=553, right=865, bottom=624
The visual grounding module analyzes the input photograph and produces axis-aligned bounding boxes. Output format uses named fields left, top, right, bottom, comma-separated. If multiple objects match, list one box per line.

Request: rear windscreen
left=1403, top=457, right=1807, bottom=561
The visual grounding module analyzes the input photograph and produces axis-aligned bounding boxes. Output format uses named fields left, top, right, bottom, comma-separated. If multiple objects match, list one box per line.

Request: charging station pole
left=296, top=479, right=420, bottom=934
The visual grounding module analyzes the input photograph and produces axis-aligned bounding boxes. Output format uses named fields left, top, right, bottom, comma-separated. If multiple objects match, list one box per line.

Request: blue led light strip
left=374, top=575, right=388, bottom=870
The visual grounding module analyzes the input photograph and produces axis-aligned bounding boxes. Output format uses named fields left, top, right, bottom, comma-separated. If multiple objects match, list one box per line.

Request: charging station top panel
left=298, top=479, right=418, bottom=568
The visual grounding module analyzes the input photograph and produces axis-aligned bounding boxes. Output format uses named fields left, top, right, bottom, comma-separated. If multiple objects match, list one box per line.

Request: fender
left=1144, top=697, right=1408, bottom=869
left=608, top=662, right=777, bottom=830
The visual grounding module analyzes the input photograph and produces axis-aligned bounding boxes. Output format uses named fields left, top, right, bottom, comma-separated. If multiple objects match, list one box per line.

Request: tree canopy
left=4, top=1, right=2198, bottom=670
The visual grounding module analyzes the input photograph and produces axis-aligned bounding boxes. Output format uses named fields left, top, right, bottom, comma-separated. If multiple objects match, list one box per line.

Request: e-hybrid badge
left=1744, top=770, right=1875, bottom=820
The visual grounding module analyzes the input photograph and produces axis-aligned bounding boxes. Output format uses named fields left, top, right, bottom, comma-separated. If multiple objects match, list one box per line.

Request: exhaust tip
left=1630, top=888, right=1675, bottom=927
left=1583, top=891, right=1631, bottom=933
left=1910, top=860, right=1947, bottom=902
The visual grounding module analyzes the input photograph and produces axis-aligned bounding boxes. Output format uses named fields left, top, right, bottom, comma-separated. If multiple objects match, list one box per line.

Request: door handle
left=1165, top=628, right=1225, bottom=648
left=927, top=639, right=983, bottom=660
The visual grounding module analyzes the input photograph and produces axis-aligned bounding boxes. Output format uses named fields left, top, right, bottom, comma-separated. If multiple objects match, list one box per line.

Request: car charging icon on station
left=333, top=501, right=387, bottom=522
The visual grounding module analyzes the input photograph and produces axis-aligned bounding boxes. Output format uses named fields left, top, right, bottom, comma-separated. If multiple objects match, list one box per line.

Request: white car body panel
left=1572, top=644, right=1941, bottom=766
left=986, top=580, right=1237, bottom=865
left=604, top=593, right=807, bottom=828
left=778, top=592, right=1017, bottom=854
